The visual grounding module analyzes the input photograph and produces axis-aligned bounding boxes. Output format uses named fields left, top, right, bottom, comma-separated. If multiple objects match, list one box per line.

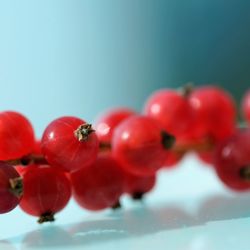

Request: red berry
left=112, top=115, right=170, bottom=176
left=144, top=89, right=194, bottom=137
left=94, top=108, right=135, bottom=144
left=197, top=151, right=214, bottom=165
left=0, top=162, right=22, bottom=214
left=71, top=154, right=124, bottom=211
left=164, top=151, right=182, bottom=168
left=33, top=140, right=42, bottom=154
left=0, top=111, right=35, bottom=160
left=19, top=165, right=71, bottom=223
left=189, top=86, right=236, bottom=141
left=123, top=170, right=156, bottom=199
left=214, top=129, right=250, bottom=191
left=41, top=117, right=99, bottom=172
left=242, top=90, right=250, bottom=123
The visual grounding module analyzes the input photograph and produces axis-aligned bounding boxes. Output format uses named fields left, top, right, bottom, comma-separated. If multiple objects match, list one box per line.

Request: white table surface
left=1, top=153, right=250, bottom=250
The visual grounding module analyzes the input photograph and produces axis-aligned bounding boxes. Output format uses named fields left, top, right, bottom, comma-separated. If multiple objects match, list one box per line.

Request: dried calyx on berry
left=38, top=212, right=55, bottom=224
left=74, top=123, right=95, bottom=141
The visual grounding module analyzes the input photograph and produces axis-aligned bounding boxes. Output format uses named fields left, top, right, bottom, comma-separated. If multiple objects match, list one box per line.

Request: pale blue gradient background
left=0, top=0, right=250, bottom=136
left=1, top=1, right=250, bottom=249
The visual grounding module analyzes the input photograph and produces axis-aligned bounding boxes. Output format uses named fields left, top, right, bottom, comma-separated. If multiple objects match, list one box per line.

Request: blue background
left=0, top=0, right=249, bottom=136
left=1, top=1, right=250, bottom=249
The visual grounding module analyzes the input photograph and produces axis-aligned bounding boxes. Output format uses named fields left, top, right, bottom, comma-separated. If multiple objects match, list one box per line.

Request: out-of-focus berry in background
left=0, top=0, right=249, bottom=135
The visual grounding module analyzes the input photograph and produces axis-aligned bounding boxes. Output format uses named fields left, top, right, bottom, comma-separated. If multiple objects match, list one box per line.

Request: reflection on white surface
left=1, top=154, right=250, bottom=250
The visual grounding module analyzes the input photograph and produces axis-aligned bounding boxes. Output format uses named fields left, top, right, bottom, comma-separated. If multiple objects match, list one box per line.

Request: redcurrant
left=19, top=165, right=71, bottom=223
left=214, top=128, right=250, bottom=191
left=0, top=111, right=35, bottom=160
left=94, top=108, right=135, bottom=144
left=0, top=162, right=22, bottom=213
left=41, top=116, right=99, bottom=172
left=71, top=153, right=124, bottom=211
left=144, top=88, right=194, bottom=137
left=112, top=115, right=173, bottom=176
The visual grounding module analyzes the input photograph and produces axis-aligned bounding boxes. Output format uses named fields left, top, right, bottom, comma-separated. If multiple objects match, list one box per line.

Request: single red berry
left=19, top=165, right=71, bottom=223
left=242, top=90, right=250, bottom=123
left=144, top=88, right=195, bottom=137
left=123, top=170, right=156, bottom=199
left=0, top=111, right=35, bottom=160
left=0, top=162, right=22, bottom=214
left=41, top=116, right=99, bottom=172
left=189, top=86, right=236, bottom=142
left=94, top=108, right=135, bottom=144
left=71, top=154, right=124, bottom=211
left=214, top=129, right=250, bottom=191
left=112, top=115, right=173, bottom=176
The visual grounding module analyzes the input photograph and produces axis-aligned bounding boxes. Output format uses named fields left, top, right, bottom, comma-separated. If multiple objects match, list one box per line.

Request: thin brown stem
left=5, top=139, right=214, bottom=167
left=6, top=154, right=48, bottom=166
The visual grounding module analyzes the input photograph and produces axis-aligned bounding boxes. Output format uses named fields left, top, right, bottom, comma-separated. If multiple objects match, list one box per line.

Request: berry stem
left=6, top=154, right=48, bottom=166
left=173, top=139, right=214, bottom=154
left=180, top=82, right=194, bottom=97
left=4, top=138, right=214, bottom=167
left=99, top=139, right=214, bottom=154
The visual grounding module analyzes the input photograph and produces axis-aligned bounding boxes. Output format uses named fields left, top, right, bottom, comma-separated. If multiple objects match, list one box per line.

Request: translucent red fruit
left=71, top=154, right=124, bottom=211
left=242, top=90, right=250, bottom=123
left=0, top=162, right=22, bottom=214
left=112, top=115, right=170, bottom=176
left=41, top=116, right=99, bottom=172
left=214, top=129, right=250, bottom=191
left=0, top=111, right=35, bottom=160
left=94, top=108, right=135, bottom=144
left=189, top=86, right=236, bottom=141
left=144, top=89, right=195, bottom=137
left=19, top=165, right=71, bottom=223
left=123, top=170, right=156, bottom=199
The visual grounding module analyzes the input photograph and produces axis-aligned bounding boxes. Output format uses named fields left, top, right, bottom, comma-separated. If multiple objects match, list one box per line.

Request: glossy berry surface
left=123, top=170, right=156, bottom=197
left=112, top=115, right=167, bottom=176
left=0, top=162, right=22, bottom=214
left=214, top=129, right=250, bottom=191
left=19, top=165, right=71, bottom=221
left=189, top=86, right=236, bottom=142
left=0, top=111, right=35, bottom=160
left=71, top=154, right=124, bottom=211
left=94, top=108, right=135, bottom=144
left=144, top=89, right=194, bottom=136
left=242, top=90, right=250, bottom=123
left=41, top=116, right=99, bottom=172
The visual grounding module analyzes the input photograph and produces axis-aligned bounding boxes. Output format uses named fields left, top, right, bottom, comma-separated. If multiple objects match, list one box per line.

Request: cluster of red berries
left=0, top=85, right=250, bottom=223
